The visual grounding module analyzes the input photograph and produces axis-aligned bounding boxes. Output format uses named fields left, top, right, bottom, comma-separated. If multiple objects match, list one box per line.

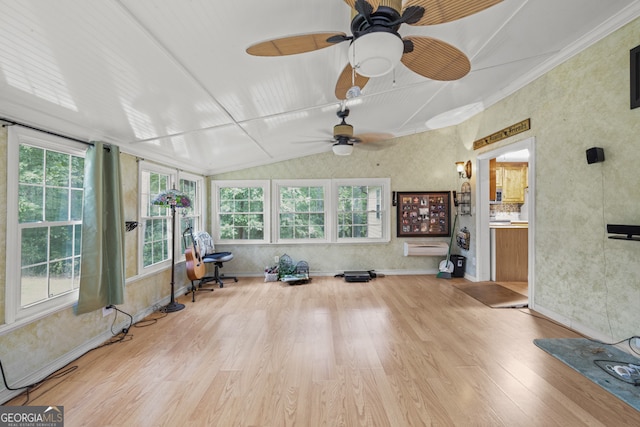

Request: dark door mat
left=454, top=283, right=528, bottom=308
left=534, top=338, right=640, bottom=412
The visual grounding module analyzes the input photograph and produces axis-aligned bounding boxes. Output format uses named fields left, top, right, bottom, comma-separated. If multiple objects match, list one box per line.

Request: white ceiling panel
left=0, top=0, right=639, bottom=174
left=127, top=124, right=268, bottom=173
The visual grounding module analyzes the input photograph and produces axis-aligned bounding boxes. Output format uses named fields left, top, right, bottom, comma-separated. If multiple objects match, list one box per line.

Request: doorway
left=476, top=137, right=535, bottom=308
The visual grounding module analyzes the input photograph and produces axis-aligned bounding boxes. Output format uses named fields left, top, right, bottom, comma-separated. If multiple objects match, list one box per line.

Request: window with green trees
left=212, top=178, right=389, bottom=244
left=278, top=185, right=325, bottom=240
left=140, top=165, right=173, bottom=268
left=219, top=186, right=265, bottom=240
left=212, top=180, right=270, bottom=244
left=337, top=184, right=383, bottom=239
left=16, top=141, right=85, bottom=313
left=179, top=174, right=203, bottom=254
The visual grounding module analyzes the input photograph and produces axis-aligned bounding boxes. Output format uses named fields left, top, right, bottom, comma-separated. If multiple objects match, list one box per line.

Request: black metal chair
left=192, top=231, right=238, bottom=288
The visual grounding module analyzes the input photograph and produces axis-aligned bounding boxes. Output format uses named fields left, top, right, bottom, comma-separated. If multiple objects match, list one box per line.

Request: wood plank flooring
left=6, top=275, right=639, bottom=426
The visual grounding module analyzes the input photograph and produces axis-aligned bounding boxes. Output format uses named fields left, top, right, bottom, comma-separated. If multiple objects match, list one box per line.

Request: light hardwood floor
left=6, top=275, right=639, bottom=426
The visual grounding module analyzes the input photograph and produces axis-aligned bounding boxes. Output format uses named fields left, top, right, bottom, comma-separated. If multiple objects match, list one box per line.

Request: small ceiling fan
left=246, top=0, right=503, bottom=99
left=324, top=105, right=394, bottom=155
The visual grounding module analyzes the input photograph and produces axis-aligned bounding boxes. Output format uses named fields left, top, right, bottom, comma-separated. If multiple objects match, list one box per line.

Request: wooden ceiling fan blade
left=343, top=0, right=379, bottom=12
left=354, top=133, right=396, bottom=150
left=403, top=0, right=503, bottom=26
left=335, top=64, right=370, bottom=100
left=401, top=36, right=470, bottom=81
left=246, top=32, right=347, bottom=56
left=356, top=132, right=394, bottom=143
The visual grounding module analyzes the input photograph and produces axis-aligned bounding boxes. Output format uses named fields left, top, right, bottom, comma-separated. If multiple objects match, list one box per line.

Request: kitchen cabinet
left=490, top=158, right=497, bottom=200
left=502, top=162, right=528, bottom=203
left=490, top=161, right=528, bottom=203
left=490, top=224, right=528, bottom=282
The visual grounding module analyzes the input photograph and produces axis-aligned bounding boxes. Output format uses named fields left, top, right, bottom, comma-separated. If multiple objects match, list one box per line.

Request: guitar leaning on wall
left=184, top=226, right=206, bottom=281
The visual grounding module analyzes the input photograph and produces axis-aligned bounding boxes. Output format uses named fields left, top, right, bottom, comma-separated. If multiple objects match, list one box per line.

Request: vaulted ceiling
left=1, top=0, right=639, bottom=175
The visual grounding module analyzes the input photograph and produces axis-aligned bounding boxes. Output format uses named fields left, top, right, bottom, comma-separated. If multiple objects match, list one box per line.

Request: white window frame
left=333, top=178, right=391, bottom=244
left=177, top=171, right=205, bottom=260
left=210, top=178, right=390, bottom=245
left=138, top=161, right=177, bottom=274
left=5, top=126, right=87, bottom=326
left=273, top=179, right=332, bottom=244
left=211, top=180, right=270, bottom=245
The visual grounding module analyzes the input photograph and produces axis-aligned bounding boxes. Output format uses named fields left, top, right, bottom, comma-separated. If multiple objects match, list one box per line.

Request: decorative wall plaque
left=473, top=119, right=531, bottom=150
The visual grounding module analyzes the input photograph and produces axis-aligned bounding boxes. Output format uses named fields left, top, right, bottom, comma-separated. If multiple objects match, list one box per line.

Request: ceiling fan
left=246, top=0, right=503, bottom=99
left=324, top=105, right=394, bottom=155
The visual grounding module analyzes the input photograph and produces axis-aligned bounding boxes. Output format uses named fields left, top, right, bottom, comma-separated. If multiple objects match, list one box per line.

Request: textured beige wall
left=120, top=153, right=139, bottom=279
left=212, top=126, right=462, bottom=275
left=529, top=19, right=640, bottom=340
left=457, top=18, right=640, bottom=341
left=462, top=17, right=638, bottom=342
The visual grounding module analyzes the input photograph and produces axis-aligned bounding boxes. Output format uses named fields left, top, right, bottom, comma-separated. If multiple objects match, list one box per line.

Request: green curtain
left=75, top=142, right=125, bottom=314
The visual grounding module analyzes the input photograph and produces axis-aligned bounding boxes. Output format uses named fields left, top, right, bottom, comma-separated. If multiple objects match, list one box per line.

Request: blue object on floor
left=534, top=337, right=640, bottom=412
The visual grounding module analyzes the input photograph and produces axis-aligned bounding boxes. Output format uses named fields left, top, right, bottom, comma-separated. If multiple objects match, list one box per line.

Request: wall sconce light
left=456, top=161, right=472, bottom=179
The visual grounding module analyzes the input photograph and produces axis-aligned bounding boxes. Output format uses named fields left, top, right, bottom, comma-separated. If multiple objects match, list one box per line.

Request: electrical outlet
left=102, top=306, right=114, bottom=317
left=274, top=256, right=279, bottom=263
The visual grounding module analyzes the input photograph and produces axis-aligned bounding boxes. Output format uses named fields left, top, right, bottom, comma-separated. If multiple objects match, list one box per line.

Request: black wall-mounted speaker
left=586, top=147, right=605, bottom=164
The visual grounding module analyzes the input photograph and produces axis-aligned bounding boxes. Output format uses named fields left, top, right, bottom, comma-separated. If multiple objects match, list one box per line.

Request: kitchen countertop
left=490, top=220, right=529, bottom=228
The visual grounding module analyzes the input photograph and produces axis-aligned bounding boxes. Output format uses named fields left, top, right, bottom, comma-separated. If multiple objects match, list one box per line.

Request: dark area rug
left=534, top=338, right=640, bottom=412
left=454, top=283, right=528, bottom=308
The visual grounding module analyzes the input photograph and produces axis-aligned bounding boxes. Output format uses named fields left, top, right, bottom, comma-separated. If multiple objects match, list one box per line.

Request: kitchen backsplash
left=490, top=203, right=523, bottom=220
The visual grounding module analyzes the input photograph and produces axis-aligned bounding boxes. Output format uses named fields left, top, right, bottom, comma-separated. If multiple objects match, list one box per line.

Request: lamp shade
left=348, top=32, right=404, bottom=78
left=332, top=143, right=354, bottom=156
left=151, top=189, right=192, bottom=208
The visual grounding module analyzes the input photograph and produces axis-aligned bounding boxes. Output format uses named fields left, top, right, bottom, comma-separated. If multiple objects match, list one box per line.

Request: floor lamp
left=152, top=189, right=192, bottom=313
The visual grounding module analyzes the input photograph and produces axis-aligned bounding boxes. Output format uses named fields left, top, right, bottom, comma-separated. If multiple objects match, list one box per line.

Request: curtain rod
left=1, top=117, right=93, bottom=146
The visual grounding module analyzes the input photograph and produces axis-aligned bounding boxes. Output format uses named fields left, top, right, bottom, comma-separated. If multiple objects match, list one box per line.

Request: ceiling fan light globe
left=346, top=85, right=362, bottom=99
left=348, top=32, right=403, bottom=78
left=332, top=143, right=354, bottom=156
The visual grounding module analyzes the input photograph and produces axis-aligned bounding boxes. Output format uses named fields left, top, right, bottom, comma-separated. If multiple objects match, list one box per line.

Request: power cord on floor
left=106, top=304, right=133, bottom=339
left=0, top=305, right=145, bottom=405
left=0, top=357, right=78, bottom=405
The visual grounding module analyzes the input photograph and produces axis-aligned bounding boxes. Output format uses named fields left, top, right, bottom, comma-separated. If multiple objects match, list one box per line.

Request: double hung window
left=335, top=180, right=386, bottom=242
left=6, top=127, right=86, bottom=324
left=139, top=163, right=205, bottom=271
left=139, top=163, right=175, bottom=271
left=178, top=173, right=204, bottom=255
left=211, top=178, right=389, bottom=244
left=274, top=180, right=330, bottom=244
left=212, top=180, right=270, bottom=244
